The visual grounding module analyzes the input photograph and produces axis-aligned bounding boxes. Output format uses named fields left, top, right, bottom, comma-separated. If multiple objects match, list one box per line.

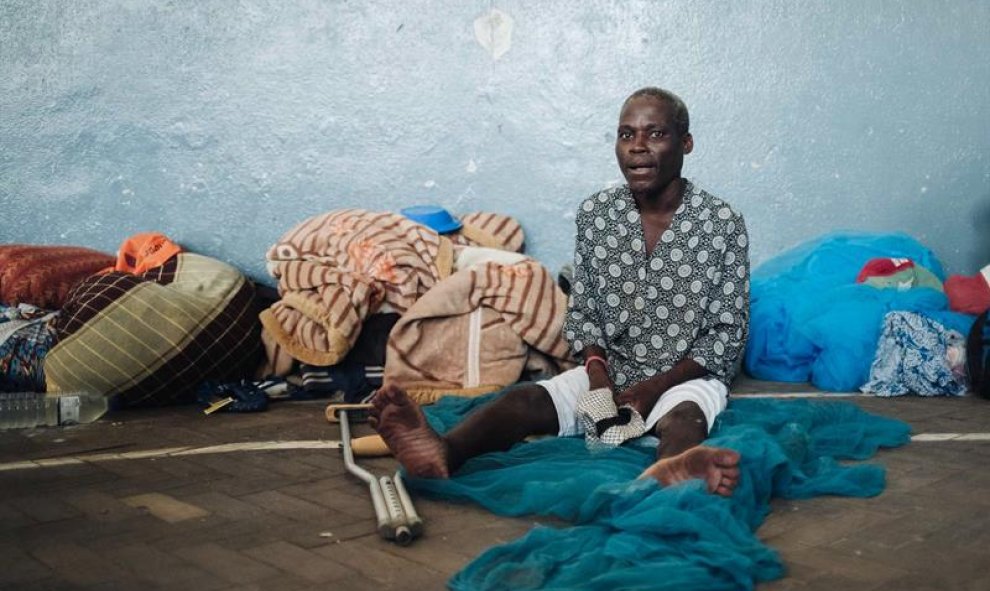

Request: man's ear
left=682, top=133, right=694, bottom=155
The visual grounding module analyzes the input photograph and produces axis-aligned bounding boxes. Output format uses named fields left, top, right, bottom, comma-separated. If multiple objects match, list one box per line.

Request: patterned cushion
left=44, top=253, right=261, bottom=407
left=0, top=245, right=115, bottom=308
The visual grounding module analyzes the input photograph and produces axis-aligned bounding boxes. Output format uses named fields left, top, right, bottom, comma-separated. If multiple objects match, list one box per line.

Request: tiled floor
left=1, top=380, right=988, bottom=590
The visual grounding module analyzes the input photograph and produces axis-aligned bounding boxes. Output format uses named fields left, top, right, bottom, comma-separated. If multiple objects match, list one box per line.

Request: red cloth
left=855, top=258, right=915, bottom=283
left=945, top=265, right=990, bottom=315
left=0, top=245, right=115, bottom=308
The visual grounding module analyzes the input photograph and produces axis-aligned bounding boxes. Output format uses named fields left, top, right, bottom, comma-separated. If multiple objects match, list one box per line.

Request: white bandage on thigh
left=538, top=370, right=728, bottom=438
left=643, top=378, right=729, bottom=433
left=536, top=366, right=590, bottom=437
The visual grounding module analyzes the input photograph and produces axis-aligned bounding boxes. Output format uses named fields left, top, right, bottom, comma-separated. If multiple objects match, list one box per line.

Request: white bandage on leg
left=644, top=378, right=729, bottom=433
left=536, top=366, right=590, bottom=437
left=538, top=371, right=728, bottom=438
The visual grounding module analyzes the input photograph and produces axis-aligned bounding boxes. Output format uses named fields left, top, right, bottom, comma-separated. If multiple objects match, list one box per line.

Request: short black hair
left=624, top=87, right=690, bottom=137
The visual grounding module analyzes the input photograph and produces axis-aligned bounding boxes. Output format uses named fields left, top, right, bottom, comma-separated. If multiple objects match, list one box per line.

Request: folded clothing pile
left=0, top=304, right=58, bottom=392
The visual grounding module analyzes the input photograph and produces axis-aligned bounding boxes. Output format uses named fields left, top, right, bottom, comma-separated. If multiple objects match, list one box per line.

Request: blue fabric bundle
left=409, top=392, right=911, bottom=591
left=743, top=232, right=974, bottom=391
left=862, top=311, right=969, bottom=396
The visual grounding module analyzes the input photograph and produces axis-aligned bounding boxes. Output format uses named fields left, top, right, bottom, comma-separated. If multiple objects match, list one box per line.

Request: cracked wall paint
left=0, top=0, right=988, bottom=283
left=474, top=8, right=513, bottom=60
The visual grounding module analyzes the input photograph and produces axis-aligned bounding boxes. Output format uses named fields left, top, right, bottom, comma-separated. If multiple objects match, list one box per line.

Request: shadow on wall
left=975, top=195, right=990, bottom=270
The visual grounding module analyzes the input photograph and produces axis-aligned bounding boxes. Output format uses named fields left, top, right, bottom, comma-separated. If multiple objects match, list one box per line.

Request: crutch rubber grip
left=352, top=435, right=391, bottom=457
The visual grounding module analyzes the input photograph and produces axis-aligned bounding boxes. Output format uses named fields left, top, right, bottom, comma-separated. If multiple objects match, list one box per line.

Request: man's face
left=615, top=96, right=693, bottom=197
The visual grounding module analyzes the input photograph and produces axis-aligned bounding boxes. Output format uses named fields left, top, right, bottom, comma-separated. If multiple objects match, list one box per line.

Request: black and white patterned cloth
left=576, top=387, right=647, bottom=447
left=564, top=179, right=750, bottom=388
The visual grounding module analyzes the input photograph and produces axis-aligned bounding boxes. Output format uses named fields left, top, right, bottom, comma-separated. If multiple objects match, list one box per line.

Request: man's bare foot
left=368, top=384, right=451, bottom=479
left=638, top=445, right=741, bottom=496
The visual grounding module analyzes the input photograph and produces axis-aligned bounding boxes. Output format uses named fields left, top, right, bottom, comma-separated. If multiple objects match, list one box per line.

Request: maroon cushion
left=0, top=245, right=114, bottom=309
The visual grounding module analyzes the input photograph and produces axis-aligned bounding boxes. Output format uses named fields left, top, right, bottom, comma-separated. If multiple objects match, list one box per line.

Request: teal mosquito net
left=409, top=392, right=911, bottom=590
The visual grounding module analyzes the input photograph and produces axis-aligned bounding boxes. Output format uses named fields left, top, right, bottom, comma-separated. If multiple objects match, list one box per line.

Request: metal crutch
left=332, top=404, right=424, bottom=546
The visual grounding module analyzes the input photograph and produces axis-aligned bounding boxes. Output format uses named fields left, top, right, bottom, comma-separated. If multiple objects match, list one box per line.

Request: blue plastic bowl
left=400, top=205, right=463, bottom=234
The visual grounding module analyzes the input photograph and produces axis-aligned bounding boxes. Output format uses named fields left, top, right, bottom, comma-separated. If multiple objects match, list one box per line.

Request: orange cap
left=114, top=232, right=183, bottom=274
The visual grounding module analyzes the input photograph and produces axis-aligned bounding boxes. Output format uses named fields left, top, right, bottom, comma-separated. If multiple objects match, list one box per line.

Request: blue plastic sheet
left=744, top=232, right=975, bottom=390
left=410, top=391, right=911, bottom=591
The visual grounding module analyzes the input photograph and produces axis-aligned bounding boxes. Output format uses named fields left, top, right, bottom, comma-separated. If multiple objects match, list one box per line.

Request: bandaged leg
left=643, top=378, right=728, bottom=457
left=536, top=366, right=592, bottom=437
left=638, top=379, right=739, bottom=496
left=643, top=378, right=728, bottom=435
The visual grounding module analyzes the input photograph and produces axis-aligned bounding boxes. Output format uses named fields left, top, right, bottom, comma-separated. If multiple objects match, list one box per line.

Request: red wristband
left=584, top=355, right=608, bottom=371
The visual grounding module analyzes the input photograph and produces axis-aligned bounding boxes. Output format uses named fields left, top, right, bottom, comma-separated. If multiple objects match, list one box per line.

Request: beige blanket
left=386, top=258, right=576, bottom=403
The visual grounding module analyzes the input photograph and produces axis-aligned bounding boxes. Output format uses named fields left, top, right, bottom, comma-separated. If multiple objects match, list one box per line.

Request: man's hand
left=615, top=359, right=709, bottom=419
left=615, top=383, right=662, bottom=418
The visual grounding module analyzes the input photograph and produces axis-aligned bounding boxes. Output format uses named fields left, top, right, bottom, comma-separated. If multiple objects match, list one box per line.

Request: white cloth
left=538, top=366, right=728, bottom=438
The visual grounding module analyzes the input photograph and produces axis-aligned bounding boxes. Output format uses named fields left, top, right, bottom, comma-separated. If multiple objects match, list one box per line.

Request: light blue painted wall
left=2, top=0, right=988, bottom=283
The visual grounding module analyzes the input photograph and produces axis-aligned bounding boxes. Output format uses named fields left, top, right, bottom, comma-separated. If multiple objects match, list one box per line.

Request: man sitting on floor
left=370, top=87, right=750, bottom=496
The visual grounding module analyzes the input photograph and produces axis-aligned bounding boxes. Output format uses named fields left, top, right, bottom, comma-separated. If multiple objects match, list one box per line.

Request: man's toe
left=371, top=389, right=388, bottom=409
left=715, top=482, right=735, bottom=496
left=382, top=383, right=410, bottom=406
left=715, top=449, right=740, bottom=467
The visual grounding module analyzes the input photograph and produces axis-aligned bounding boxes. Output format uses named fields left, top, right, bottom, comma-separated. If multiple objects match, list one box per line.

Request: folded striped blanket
left=450, top=212, right=526, bottom=253
left=386, top=258, right=576, bottom=403
left=44, top=253, right=261, bottom=407
left=260, top=209, right=455, bottom=369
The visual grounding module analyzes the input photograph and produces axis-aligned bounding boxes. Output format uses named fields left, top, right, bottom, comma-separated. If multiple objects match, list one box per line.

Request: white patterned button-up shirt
left=564, top=179, right=750, bottom=387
